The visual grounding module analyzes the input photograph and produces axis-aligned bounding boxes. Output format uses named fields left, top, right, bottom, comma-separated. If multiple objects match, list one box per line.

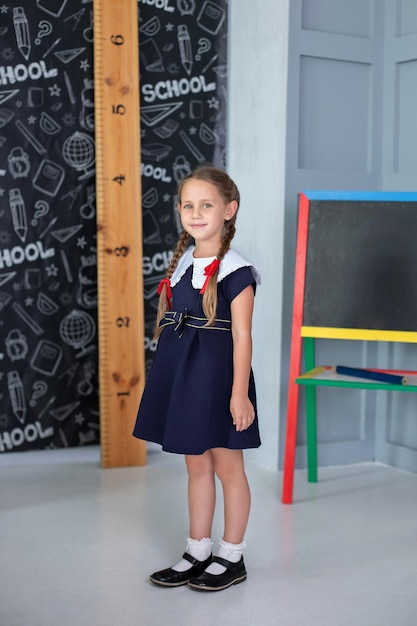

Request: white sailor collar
left=170, top=246, right=261, bottom=290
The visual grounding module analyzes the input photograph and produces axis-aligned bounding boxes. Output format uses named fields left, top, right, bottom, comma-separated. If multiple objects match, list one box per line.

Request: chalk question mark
left=32, top=200, right=49, bottom=226
left=196, top=37, right=211, bottom=60
left=35, top=20, right=52, bottom=45
left=30, top=381, right=48, bottom=407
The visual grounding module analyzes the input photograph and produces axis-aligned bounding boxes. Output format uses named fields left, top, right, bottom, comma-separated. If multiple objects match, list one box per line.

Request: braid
left=202, top=218, right=237, bottom=325
left=218, top=220, right=236, bottom=260
left=167, top=230, right=191, bottom=279
left=154, top=230, right=190, bottom=338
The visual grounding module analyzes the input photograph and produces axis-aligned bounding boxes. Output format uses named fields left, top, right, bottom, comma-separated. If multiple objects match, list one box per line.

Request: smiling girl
left=133, top=165, right=261, bottom=592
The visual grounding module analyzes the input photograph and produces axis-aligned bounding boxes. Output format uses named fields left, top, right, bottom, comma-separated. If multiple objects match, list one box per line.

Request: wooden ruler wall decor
left=94, top=0, right=146, bottom=468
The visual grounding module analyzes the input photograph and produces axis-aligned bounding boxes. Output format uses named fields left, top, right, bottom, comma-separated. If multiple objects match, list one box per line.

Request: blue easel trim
left=302, top=190, right=417, bottom=202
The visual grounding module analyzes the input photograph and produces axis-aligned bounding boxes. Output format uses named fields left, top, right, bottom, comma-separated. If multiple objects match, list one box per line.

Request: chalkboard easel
left=282, top=190, right=417, bottom=504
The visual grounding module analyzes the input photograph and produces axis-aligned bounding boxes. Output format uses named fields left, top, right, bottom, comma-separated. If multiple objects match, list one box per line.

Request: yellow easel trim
left=301, top=326, right=417, bottom=343
left=297, top=366, right=328, bottom=379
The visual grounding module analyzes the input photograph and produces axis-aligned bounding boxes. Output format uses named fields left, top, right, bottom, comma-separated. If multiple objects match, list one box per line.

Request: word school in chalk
left=0, top=242, right=55, bottom=269
left=0, top=61, right=58, bottom=85
left=142, top=75, right=216, bottom=103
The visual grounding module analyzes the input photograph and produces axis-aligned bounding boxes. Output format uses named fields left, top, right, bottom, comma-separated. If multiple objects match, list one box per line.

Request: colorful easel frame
left=282, top=190, right=417, bottom=504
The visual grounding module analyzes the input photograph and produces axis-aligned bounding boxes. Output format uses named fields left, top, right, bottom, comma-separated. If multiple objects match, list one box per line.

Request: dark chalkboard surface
left=302, top=194, right=417, bottom=333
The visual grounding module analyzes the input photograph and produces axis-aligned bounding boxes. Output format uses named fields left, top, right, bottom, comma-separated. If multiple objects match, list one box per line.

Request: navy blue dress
left=133, top=265, right=261, bottom=454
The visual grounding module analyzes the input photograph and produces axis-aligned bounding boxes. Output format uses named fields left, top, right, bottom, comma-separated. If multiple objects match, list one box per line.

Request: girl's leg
left=149, top=452, right=215, bottom=584
left=185, top=450, right=216, bottom=539
left=169, top=451, right=215, bottom=573
left=188, top=448, right=250, bottom=585
left=211, top=448, right=250, bottom=543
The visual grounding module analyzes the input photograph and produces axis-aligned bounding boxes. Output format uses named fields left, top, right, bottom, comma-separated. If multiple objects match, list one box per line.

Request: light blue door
left=282, top=0, right=417, bottom=473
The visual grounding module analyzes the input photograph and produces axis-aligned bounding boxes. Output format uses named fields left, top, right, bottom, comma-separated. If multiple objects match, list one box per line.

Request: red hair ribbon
left=157, top=278, right=172, bottom=310
left=200, top=258, right=220, bottom=294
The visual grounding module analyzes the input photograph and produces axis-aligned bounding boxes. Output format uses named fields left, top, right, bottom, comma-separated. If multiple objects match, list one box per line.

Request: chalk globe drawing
left=60, top=309, right=96, bottom=357
left=62, top=131, right=95, bottom=179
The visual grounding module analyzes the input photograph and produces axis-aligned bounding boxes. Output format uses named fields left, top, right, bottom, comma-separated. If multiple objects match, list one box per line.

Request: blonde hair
left=155, top=165, right=240, bottom=337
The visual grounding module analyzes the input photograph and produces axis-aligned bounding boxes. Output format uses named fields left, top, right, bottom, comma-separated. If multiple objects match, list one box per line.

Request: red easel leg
left=281, top=193, right=310, bottom=504
left=282, top=340, right=302, bottom=504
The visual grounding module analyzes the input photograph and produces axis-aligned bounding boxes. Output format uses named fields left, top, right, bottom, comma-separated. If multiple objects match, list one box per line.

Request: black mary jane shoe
left=149, top=552, right=212, bottom=587
left=188, top=556, right=247, bottom=591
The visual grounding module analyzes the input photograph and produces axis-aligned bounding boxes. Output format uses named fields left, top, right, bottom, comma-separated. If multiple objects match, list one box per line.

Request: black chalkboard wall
left=303, top=197, right=417, bottom=332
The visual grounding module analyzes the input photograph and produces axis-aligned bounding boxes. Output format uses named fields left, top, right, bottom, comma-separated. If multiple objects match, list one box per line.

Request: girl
left=133, top=165, right=261, bottom=592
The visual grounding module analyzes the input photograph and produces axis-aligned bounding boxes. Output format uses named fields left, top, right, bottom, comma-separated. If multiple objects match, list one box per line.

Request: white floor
left=1, top=445, right=417, bottom=626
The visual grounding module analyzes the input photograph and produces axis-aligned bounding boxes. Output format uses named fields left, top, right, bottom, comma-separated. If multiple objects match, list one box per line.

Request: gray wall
left=376, top=0, right=417, bottom=472
left=228, top=0, right=290, bottom=469
left=229, top=0, right=417, bottom=474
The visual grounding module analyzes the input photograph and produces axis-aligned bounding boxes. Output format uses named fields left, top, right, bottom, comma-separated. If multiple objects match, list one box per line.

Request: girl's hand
left=230, top=393, right=255, bottom=432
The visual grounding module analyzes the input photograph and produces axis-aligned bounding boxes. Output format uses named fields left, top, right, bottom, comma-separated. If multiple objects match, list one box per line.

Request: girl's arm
left=230, top=284, right=255, bottom=432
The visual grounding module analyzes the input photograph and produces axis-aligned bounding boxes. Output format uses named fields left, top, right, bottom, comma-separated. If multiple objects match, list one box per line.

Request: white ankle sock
left=171, top=537, right=212, bottom=572
left=205, top=538, right=246, bottom=575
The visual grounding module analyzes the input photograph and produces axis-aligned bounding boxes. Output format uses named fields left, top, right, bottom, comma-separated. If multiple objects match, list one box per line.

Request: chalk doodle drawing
left=0, top=1, right=98, bottom=452
left=138, top=0, right=228, bottom=373
left=0, top=0, right=228, bottom=452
